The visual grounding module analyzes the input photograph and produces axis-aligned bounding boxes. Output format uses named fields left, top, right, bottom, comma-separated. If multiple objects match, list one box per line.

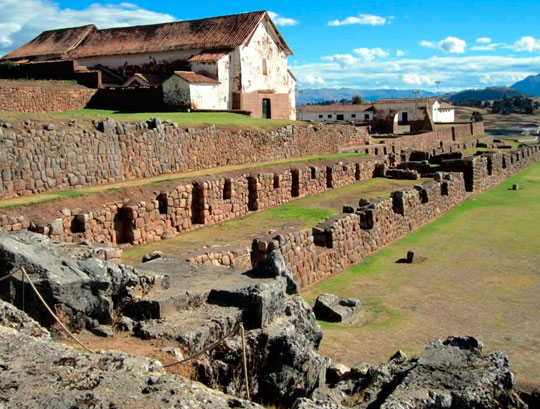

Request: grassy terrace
left=121, top=177, right=426, bottom=265
left=0, top=152, right=365, bottom=210
left=302, top=161, right=540, bottom=390
left=0, top=109, right=297, bottom=131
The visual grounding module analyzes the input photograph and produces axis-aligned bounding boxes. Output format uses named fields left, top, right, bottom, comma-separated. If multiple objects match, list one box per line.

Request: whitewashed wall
left=162, top=75, right=190, bottom=107
left=189, top=83, right=220, bottom=110
left=297, top=110, right=372, bottom=122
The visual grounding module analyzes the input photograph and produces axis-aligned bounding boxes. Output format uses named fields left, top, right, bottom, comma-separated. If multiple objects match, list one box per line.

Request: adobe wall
left=0, top=83, right=97, bottom=113
left=251, top=144, right=540, bottom=289
left=0, top=119, right=370, bottom=199
left=0, top=156, right=381, bottom=246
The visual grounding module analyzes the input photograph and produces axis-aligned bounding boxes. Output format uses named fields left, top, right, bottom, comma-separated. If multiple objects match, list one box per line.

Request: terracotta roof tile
left=70, top=11, right=292, bottom=58
left=188, top=50, right=229, bottom=62
left=2, top=25, right=95, bottom=60
left=439, top=102, right=455, bottom=109
left=173, top=71, right=218, bottom=84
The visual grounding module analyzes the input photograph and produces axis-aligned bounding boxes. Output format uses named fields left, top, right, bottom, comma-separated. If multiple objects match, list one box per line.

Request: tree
left=471, top=111, right=483, bottom=122
left=352, top=95, right=365, bottom=105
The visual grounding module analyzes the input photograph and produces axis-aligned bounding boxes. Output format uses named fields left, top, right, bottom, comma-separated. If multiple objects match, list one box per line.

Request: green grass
left=302, top=161, right=540, bottom=387
left=34, top=109, right=297, bottom=131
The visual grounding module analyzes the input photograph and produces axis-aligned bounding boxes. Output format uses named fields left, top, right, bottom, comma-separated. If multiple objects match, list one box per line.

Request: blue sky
left=1, top=0, right=539, bottom=91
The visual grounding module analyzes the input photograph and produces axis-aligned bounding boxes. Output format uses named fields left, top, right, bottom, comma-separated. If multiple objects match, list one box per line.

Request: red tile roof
left=188, top=50, right=229, bottom=62
left=124, top=73, right=167, bottom=87
left=439, top=102, right=455, bottom=109
left=173, top=71, right=219, bottom=84
left=2, top=25, right=95, bottom=60
left=2, top=11, right=294, bottom=63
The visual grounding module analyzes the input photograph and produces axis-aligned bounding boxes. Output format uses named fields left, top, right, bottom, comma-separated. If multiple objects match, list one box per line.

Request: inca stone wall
left=0, top=84, right=97, bottom=113
left=252, top=144, right=540, bottom=288
left=0, top=156, right=382, bottom=246
left=0, top=119, right=371, bottom=199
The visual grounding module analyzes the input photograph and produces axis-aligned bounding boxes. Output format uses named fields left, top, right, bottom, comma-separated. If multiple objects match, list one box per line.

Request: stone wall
left=0, top=84, right=97, bottom=113
left=251, top=144, right=540, bottom=288
left=0, top=119, right=370, bottom=199
left=0, top=156, right=381, bottom=246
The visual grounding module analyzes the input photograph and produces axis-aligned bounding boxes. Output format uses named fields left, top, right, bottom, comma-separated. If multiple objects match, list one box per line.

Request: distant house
left=1, top=11, right=296, bottom=119
left=375, top=98, right=455, bottom=123
left=296, top=98, right=454, bottom=124
left=296, top=104, right=374, bottom=122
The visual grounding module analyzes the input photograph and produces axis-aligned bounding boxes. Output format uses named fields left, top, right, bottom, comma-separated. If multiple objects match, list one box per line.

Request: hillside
left=296, top=88, right=435, bottom=105
left=447, top=86, right=526, bottom=102
left=512, top=73, right=540, bottom=97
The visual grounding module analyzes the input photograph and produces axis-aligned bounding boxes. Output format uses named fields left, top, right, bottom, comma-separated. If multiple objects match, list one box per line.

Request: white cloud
left=420, top=36, right=466, bottom=53
left=304, top=74, right=326, bottom=86
left=293, top=53, right=540, bottom=91
left=476, top=37, right=491, bottom=44
left=328, top=14, right=386, bottom=26
left=322, top=54, right=359, bottom=68
left=353, top=47, right=389, bottom=61
left=0, top=0, right=175, bottom=56
left=396, top=49, right=406, bottom=57
left=402, top=74, right=434, bottom=85
left=511, top=36, right=540, bottom=52
left=268, top=11, right=298, bottom=27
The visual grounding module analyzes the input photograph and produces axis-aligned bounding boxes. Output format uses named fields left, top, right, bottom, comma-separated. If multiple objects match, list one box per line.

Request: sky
left=0, top=0, right=539, bottom=92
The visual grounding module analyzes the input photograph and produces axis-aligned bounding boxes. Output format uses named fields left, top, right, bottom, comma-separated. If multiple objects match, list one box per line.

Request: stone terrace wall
left=252, top=144, right=540, bottom=289
left=0, top=119, right=370, bottom=199
left=0, top=157, right=381, bottom=247
left=0, top=84, right=97, bottom=113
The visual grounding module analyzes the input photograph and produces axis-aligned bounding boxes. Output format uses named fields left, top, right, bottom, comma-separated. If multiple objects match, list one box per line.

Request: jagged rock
left=292, top=397, right=346, bottom=409
left=0, top=231, right=153, bottom=332
left=0, top=299, right=50, bottom=339
left=326, top=362, right=351, bottom=383
left=0, top=315, right=263, bottom=408
left=322, top=335, right=526, bottom=409
left=250, top=250, right=299, bottom=295
left=313, top=293, right=361, bottom=323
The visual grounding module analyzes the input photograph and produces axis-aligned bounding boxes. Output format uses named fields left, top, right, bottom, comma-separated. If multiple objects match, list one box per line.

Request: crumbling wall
left=0, top=156, right=381, bottom=246
left=252, top=144, right=540, bottom=288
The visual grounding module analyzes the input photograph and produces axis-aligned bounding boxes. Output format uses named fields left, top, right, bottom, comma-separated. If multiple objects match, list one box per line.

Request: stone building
left=1, top=11, right=296, bottom=119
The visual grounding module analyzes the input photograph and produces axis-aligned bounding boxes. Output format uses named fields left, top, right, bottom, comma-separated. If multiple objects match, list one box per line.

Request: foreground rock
left=313, top=293, right=361, bottom=323
left=0, top=301, right=262, bottom=409
left=135, top=251, right=329, bottom=405
left=0, top=230, right=154, bottom=333
left=297, top=335, right=527, bottom=409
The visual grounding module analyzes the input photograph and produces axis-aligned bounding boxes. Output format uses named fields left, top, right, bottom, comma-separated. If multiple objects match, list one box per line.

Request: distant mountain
left=446, top=86, right=526, bottom=103
left=296, top=88, right=436, bottom=105
left=511, top=73, right=540, bottom=96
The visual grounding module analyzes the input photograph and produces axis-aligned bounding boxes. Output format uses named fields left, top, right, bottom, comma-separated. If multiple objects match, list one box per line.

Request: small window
left=337, top=114, right=344, bottom=120
left=328, top=114, right=332, bottom=119
left=364, top=114, right=370, bottom=120
left=318, top=114, right=323, bottom=118
left=262, top=58, right=268, bottom=75
left=351, top=114, right=356, bottom=118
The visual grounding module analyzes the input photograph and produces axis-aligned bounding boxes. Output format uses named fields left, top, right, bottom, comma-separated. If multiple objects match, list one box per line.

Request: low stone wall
left=0, top=84, right=97, bottom=113
left=0, top=156, right=381, bottom=246
left=251, top=144, right=540, bottom=288
left=0, top=119, right=370, bottom=199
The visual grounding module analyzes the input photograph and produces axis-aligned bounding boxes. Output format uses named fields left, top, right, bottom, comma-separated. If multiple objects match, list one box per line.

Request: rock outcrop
left=296, top=336, right=527, bottom=409
left=0, top=230, right=154, bottom=333
left=0, top=300, right=262, bottom=409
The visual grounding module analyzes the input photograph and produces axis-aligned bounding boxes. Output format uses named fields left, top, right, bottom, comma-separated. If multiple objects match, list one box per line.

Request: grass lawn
left=0, top=109, right=298, bottom=131
left=302, top=161, right=540, bottom=390
left=0, top=152, right=365, bottom=210
left=121, top=177, right=425, bottom=265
